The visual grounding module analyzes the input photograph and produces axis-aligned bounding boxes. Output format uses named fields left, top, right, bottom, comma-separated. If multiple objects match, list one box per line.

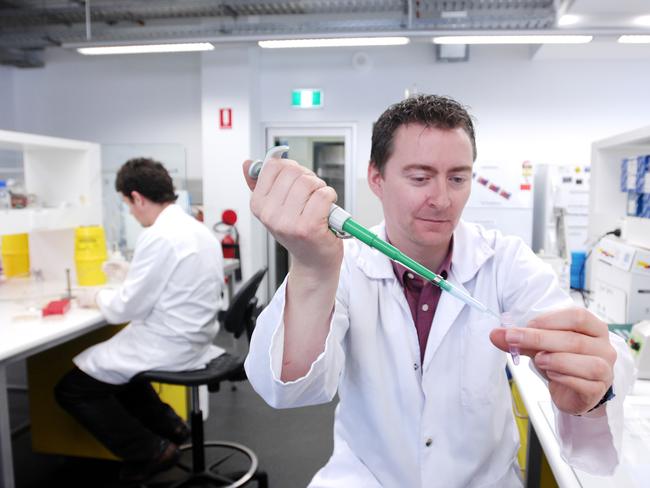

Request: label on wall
left=219, top=108, right=232, bottom=129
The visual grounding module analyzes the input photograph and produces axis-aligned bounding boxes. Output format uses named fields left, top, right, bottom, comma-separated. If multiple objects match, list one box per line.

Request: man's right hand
left=243, top=156, right=344, bottom=381
left=242, top=157, right=343, bottom=277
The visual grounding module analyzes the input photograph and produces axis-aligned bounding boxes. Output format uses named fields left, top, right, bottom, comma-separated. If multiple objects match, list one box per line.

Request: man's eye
left=409, top=175, right=428, bottom=183
left=449, top=176, right=467, bottom=184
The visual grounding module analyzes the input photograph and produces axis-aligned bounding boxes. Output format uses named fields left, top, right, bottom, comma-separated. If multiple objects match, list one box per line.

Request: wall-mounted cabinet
left=0, top=130, right=102, bottom=235
left=590, top=125, right=650, bottom=248
left=0, top=130, right=102, bottom=282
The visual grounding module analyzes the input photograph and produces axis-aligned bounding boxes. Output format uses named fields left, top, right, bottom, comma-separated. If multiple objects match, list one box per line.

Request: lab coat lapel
left=423, top=220, right=495, bottom=372
left=422, top=274, right=465, bottom=372
left=355, top=223, right=422, bottom=360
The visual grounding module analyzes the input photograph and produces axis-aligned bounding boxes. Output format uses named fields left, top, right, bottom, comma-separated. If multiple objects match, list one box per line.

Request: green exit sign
left=292, top=89, right=323, bottom=109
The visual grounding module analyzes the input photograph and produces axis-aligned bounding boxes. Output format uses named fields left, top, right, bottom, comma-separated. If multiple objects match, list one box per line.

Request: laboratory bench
left=510, top=354, right=650, bottom=488
left=0, top=258, right=240, bottom=488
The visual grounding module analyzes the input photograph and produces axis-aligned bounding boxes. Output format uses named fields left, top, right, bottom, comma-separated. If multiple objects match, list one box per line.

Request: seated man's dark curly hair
left=115, top=157, right=178, bottom=203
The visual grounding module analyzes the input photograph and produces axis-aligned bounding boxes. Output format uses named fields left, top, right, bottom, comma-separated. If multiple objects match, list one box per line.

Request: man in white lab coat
left=55, top=158, right=225, bottom=483
left=242, top=95, right=634, bottom=487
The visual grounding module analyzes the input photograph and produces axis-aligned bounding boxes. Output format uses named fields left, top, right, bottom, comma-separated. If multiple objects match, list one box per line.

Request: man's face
left=368, top=123, right=473, bottom=254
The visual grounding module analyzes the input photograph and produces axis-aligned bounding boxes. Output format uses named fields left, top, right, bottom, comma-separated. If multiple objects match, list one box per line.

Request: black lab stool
left=135, top=353, right=267, bottom=487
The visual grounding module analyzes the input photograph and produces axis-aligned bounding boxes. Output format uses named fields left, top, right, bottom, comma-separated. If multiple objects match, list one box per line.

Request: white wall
left=240, top=43, right=650, bottom=274
left=0, top=65, right=14, bottom=130
left=11, top=49, right=203, bottom=179
left=257, top=42, right=650, bottom=179
left=201, top=47, right=265, bottom=281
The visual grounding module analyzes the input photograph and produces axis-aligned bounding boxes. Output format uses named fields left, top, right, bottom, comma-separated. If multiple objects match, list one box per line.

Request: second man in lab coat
left=55, top=158, right=224, bottom=483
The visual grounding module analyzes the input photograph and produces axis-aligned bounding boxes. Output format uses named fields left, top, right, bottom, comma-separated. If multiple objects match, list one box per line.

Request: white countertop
left=510, top=356, right=650, bottom=488
left=0, top=278, right=106, bottom=364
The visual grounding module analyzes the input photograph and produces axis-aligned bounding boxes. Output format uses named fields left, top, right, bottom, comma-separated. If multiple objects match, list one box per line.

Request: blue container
left=570, top=251, right=586, bottom=289
left=640, top=193, right=650, bottom=219
left=627, top=191, right=642, bottom=216
left=636, top=155, right=650, bottom=194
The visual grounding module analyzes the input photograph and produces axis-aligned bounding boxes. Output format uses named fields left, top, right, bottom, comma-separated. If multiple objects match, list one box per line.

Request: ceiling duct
left=0, top=0, right=567, bottom=67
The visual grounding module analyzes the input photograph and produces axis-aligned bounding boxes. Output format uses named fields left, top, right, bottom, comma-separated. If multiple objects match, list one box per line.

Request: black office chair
left=135, top=268, right=268, bottom=488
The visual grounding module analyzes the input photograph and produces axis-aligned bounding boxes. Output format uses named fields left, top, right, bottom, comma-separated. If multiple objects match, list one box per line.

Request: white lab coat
left=245, top=220, right=634, bottom=488
left=75, top=204, right=225, bottom=384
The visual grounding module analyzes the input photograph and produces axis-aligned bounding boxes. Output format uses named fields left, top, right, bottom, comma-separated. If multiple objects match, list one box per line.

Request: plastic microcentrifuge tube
left=501, top=312, right=520, bottom=365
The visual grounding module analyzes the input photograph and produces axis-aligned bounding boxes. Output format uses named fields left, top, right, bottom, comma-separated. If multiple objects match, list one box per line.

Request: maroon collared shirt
left=390, top=241, right=453, bottom=364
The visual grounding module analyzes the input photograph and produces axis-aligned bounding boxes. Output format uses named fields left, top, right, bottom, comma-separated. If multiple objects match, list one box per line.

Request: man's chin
left=411, top=231, right=452, bottom=249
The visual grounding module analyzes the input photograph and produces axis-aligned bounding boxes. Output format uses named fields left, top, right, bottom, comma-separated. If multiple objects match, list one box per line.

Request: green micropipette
left=249, top=146, right=500, bottom=318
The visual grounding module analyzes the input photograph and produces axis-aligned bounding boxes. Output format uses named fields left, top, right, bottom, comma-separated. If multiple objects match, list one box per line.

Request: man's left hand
left=76, top=287, right=101, bottom=309
left=490, top=308, right=617, bottom=415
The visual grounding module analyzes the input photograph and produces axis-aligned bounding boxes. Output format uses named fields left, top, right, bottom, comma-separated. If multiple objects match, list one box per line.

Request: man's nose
left=426, top=179, right=451, bottom=209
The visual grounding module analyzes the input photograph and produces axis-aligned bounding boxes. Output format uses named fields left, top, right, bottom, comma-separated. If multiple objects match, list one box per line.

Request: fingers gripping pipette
left=249, top=147, right=499, bottom=319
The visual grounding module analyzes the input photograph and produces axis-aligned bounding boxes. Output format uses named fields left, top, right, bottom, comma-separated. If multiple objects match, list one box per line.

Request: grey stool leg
left=145, top=385, right=259, bottom=488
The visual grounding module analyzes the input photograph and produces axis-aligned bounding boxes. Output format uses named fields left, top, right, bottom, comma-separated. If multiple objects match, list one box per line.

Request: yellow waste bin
left=1, top=233, right=30, bottom=277
left=74, top=226, right=107, bottom=286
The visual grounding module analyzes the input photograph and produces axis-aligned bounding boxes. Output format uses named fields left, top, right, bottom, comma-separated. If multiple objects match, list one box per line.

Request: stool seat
left=135, top=353, right=243, bottom=387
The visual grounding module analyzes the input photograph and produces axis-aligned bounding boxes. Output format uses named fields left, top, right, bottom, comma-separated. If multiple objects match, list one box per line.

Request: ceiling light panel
left=258, top=37, right=410, bottom=48
left=432, top=35, right=593, bottom=45
left=77, top=42, right=215, bottom=55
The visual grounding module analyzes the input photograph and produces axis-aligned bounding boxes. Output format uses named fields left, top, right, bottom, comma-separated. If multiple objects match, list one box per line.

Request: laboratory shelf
left=589, top=125, right=650, bottom=245
left=0, top=130, right=102, bottom=236
left=0, top=206, right=98, bottom=235
left=0, top=129, right=102, bottom=283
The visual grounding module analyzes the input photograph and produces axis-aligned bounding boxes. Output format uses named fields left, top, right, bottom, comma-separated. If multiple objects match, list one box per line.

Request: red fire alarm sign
left=219, top=108, right=232, bottom=129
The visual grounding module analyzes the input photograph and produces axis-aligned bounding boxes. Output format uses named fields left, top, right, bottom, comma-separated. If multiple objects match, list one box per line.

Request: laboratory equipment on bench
left=629, top=320, right=650, bottom=379
left=249, top=147, right=499, bottom=319
left=42, top=298, right=71, bottom=317
left=1, top=233, right=30, bottom=277
left=74, top=226, right=107, bottom=286
left=589, top=236, right=650, bottom=324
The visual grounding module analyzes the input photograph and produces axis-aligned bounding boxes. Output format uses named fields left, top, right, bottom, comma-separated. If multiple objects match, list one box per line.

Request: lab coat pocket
left=461, top=317, right=503, bottom=407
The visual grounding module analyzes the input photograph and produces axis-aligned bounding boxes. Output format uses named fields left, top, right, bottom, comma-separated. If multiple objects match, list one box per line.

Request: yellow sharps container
left=1, top=233, right=30, bottom=277
left=74, top=226, right=107, bottom=286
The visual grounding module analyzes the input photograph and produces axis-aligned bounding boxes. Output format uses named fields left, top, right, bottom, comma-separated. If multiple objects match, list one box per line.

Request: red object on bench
left=42, top=298, right=71, bottom=317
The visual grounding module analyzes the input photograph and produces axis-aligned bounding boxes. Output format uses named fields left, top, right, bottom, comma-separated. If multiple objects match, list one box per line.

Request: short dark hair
left=115, top=157, right=177, bottom=203
left=370, top=94, right=477, bottom=174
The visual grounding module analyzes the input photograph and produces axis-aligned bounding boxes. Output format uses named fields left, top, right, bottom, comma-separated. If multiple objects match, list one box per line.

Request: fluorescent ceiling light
left=633, top=15, right=650, bottom=27
left=77, top=42, right=214, bottom=55
left=258, top=37, right=409, bottom=48
left=557, top=14, right=581, bottom=27
left=433, top=35, right=592, bottom=45
left=618, top=35, right=650, bottom=44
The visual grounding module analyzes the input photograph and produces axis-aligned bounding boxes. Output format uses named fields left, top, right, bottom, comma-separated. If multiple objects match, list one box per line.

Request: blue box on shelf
left=636, top=155, right=650, bottom=194
left=570, top=251, right=586, bottom=289
left=640, top=193, right=650, bottom=219
left=627, top=191, right=642, bottom=216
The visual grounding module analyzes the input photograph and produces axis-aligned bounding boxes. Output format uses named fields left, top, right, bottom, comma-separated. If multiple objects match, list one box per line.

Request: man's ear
left=367, top=162, right=384, bottom=199
left=130, top=191, right=144, bottom=205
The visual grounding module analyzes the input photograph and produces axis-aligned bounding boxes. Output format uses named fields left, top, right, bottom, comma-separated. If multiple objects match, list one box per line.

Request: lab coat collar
left=152, top=203, right=181, bottom=227
left=355, top=219, right=495, bottom=285
left=450, top=219, right=496, bottom=284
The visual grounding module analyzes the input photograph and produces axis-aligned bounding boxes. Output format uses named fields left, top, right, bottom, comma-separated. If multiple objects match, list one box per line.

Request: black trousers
left=54, top=367, right=184, bottom=463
